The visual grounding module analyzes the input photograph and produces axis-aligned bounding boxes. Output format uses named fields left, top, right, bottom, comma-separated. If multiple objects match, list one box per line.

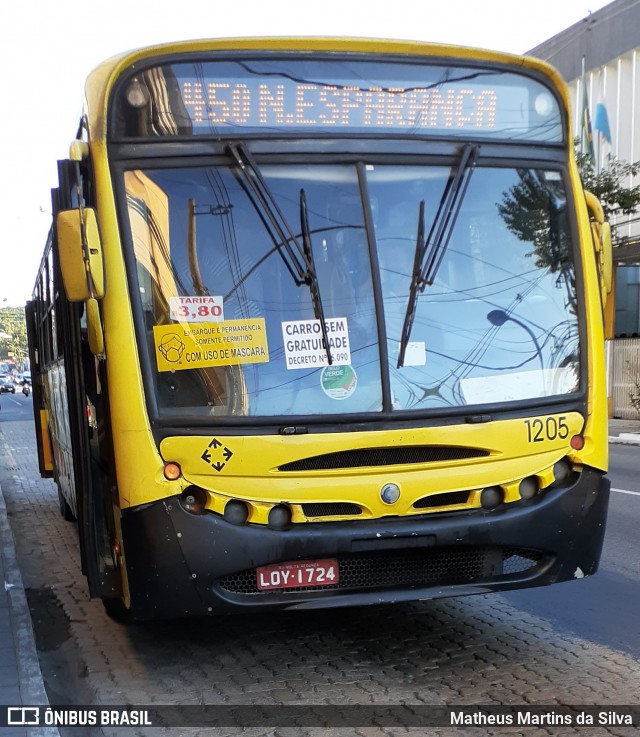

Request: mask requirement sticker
left=154, top=318, right=269, bottom=371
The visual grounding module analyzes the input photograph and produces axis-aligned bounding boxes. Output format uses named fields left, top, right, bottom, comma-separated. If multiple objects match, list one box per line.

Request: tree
left=0, top=307, right=28, bottom=369
left=497, top=169, right=569, bottom=274
left=575, top=146, right=640, bottom=246
left=496, top=169, right=576, bottom=315
left=497, top=150, right=640, bottom=271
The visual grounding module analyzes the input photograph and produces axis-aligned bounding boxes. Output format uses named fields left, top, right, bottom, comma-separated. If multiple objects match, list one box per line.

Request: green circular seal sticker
left=320, top=365, right=357, bottom=400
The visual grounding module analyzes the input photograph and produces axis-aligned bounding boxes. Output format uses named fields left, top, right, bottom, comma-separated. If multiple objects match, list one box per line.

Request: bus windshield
left=125, top=160, right=579, bottom=419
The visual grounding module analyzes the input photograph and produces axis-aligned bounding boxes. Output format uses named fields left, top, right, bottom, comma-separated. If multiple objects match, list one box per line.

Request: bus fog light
left=519, top=476, right=539, bottom=500
left=480, top=486, right=504, bottom=510
left=224, top=500, right=249, bottom=526
left=553, top=458, right=572, bottom=483
left=268, top=504, right=292, bottom=529
left=181, top=487, right=208, bottom=514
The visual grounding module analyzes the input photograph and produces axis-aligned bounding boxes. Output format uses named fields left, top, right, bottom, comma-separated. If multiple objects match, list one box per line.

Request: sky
left=0, top=0, right=613, bottom=307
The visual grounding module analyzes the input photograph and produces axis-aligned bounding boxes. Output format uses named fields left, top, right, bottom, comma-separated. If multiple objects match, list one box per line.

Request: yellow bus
left=26, top=38, right=614, bottom=620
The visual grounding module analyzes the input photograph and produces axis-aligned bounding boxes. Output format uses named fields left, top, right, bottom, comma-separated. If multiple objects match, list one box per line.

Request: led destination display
left=180, top=80, right=501, bottom=131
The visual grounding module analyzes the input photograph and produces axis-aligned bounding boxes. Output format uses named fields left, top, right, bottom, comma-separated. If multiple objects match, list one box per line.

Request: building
left=530, top=0, right=640, bottom=417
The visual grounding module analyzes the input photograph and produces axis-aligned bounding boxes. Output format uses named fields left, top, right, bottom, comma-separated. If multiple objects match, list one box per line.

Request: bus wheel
left=102, top=597, right=133, bottom=624
left=57, top=486, right=76, bottom=521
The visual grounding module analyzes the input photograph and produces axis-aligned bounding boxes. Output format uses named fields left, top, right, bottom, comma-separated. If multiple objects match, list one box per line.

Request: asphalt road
left=0, top=389, right=32, bottom=419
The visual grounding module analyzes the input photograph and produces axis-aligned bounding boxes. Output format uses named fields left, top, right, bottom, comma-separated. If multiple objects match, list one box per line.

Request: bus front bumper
left=120, top=467, right=609, bottom=620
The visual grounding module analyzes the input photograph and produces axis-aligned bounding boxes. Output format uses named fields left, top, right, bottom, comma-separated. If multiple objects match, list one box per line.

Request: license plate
left=256, top=559, right=339, bottom=590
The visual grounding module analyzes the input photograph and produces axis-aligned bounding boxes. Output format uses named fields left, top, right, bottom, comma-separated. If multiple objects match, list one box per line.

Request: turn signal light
left=570, top=435, right=585, bottom=450
left=163, top=462, right=181, bottom=481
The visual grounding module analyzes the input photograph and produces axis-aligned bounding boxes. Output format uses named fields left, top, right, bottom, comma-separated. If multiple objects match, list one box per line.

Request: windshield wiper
left=398, top=143, right=478, bottom=367
left=228, top=142, right=332, bottom=363
left=300, top=189, right=332, bottom=364
left=228, top=143, right=307, bottom=284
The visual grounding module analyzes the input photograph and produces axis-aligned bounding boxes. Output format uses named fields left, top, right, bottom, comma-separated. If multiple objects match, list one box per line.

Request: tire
left=102, top=597, right=133, bottom=624
left=57, top=485, right=76, bottom=521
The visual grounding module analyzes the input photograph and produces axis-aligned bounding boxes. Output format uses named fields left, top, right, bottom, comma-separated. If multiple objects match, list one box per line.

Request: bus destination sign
left=179, top=80, right=504, bottom=133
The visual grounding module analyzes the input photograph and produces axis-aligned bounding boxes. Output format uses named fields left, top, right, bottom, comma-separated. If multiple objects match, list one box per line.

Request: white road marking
left=611, top=487, right=640, bottom=497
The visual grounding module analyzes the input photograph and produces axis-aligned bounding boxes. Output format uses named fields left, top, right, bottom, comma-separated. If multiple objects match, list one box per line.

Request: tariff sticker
left=169, top=296, right=224, bottom=322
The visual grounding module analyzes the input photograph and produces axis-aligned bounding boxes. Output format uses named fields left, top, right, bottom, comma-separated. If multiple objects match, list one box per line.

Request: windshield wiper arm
left=398, top=199, right=426, bottom=368
left=300, top=189, right=332, bottom=364
left=228, top=143, right=307, bottom=285
left=398, top=143, right=478, bottom=367
left=228, top=143, right=332, bottom=363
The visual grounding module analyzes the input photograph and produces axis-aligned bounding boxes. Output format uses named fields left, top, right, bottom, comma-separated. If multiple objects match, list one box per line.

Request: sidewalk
left=608, top=417, right=640, bottom=445
left=0, top=418, right=637, bottom=733
left=0, top=486, right=57, bottom=737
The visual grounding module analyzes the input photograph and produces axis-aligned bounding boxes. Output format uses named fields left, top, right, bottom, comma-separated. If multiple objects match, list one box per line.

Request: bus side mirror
left=584, top=190, right=614, bottom=338
left=56, top=208, right=106, bottom=356
left=86, top=297, right=105, bottom=356
left=57, top=208, right=105, bottom=301
left=600, top=220, right=615, bottom=340
left=600, top=220, right=613, bottom=293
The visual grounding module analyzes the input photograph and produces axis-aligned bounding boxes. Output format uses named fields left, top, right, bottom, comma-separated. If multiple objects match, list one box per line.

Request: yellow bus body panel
left=39, top=409, right=53, bottom=472
left=153, top=412, right=586, bottom=520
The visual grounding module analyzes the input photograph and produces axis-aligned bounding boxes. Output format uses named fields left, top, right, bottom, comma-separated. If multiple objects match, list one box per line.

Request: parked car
left=0, top=376, right=16, bottom=394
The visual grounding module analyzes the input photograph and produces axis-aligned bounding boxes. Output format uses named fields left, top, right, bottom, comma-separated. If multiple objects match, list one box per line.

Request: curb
left=0, top=484, right=60, bottom=737
left=608, top=434, right=640, bottom=446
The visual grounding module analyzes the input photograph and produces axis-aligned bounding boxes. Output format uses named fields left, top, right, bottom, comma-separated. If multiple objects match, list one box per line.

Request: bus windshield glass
left=125, top=162, right=579, bottom=419
left=114, top=58, right=563, bottom=142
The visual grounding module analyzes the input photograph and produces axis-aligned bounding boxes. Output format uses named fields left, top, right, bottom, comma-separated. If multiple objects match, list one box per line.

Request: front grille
left=217, top=546, right=544, bottom=595
left=278, top=446, right=489, bottom=472
left=301, top=503, right=362, bottom=517
left=414, top=490, right=471, bottom=509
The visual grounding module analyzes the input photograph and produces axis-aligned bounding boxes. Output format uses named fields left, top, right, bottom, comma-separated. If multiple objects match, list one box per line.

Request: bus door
left=25, top=297, right=54, bottom=478
left=52, top=157, right=121, bottom=600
